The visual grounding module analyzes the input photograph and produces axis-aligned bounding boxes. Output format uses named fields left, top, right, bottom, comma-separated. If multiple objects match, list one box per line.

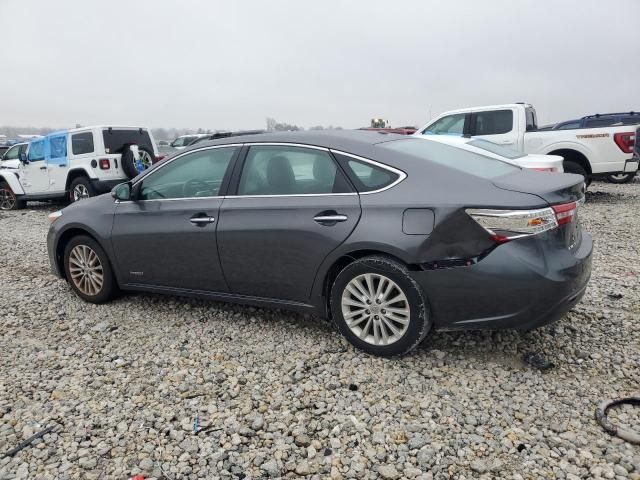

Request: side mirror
left=112, top=182, right=132, bottom=201
left=19, top=152, right=28, bottom=163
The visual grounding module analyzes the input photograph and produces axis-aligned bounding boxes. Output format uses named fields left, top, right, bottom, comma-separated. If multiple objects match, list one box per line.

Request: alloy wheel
left=72, top=184, right=90, bottom=202
left=139, top=150, right=153, bottom=170
left=0, top=188, right=16, bottom=210
left=341, top=273, right=410, bottom=346
left=68, top=244, right=104, bottom=296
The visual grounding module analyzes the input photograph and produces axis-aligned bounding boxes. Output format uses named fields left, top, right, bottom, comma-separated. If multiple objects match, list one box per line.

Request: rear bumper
left=90, top=178, right=125, bottom=194
left=410, top=230, right=593, bottom=331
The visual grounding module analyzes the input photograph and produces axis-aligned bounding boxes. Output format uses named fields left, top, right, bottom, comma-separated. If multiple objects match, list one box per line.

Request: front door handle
left=40, top=166, right=47, bottom=170
left=190, top=216, right=215, bottom=225
left=314, top=212, right=348, bottom=225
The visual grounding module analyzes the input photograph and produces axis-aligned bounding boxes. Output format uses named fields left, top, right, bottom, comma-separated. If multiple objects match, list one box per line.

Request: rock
left=261, top=459, right=280, bottom=477
left=378, top=464, right=400, bottom=479
left=294, top=434, right=311, bottom=447
left=295, top=460, right=311, bottom=475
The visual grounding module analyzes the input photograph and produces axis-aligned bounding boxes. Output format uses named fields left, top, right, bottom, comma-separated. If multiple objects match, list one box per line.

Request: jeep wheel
left=0, top=182, right=25, bottom=210
left=70, top=177, right=95, bottom=203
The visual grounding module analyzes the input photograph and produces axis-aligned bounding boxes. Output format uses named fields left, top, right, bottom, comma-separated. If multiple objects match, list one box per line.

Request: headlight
left=48, top=210, right=63, bottom=224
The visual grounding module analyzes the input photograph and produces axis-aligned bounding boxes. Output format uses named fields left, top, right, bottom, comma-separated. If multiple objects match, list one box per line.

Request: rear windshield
left=467, top=139, right=525, bottom=159
left=102, top=128, right=153, bottom=154
left=380, top=138, right=520, bottom=179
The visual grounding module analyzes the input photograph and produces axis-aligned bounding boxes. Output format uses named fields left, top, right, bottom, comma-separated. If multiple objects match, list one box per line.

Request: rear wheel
left=563, top=161, right=590, bottom=187
left=69, top=177, right=95, bottom=203
left=606, top=172, right=636, bottom=184
left=0, top=182, right=25, bottom=210
left=63, top=235, right=116, bottom=303
left=330, top=255, right=431, bottom=357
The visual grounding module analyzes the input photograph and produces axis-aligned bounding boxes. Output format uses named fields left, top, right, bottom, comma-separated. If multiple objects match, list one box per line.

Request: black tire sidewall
left=563, top=161, right=590, bottom=186
left=330, top=256, right=431, bottom=357
left=121, top=148, right=138, bottom=179
left=69, top=177, right=95, bottom=203
left=63, top=235, right=115, bottom=304
left=606, top=173, right=635, bottom=184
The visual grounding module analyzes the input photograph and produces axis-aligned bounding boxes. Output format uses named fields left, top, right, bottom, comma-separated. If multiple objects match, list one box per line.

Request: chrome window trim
left=228, top=192, right=358, bottom=199
left=330, top=149, right=407, bottom=194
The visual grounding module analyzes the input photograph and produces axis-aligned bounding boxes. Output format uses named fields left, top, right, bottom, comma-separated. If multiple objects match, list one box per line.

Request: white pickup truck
left=415, top=103, right=639, bottom=183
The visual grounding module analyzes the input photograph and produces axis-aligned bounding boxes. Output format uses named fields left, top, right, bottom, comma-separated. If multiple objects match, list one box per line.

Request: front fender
left=0, top=170, right=26, bottom=195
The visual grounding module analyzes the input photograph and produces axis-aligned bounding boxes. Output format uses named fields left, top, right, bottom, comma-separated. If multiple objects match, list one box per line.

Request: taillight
left=467, top=200, right=582, bottom=244
left=613, top=132, right=635, bottom=153
left=99, top=158, right=110, bottom=169
left=466, top=207, right=558, bottom=243
left=552, top=201, right=577, bottom=226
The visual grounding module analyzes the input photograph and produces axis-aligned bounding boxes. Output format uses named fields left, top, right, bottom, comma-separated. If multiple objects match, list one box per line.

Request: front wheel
left=0, top=182, right=25, bottom=210
left=63, top=235, right=117, bottom=303
left=606, top=172, right=636, bottom=184
left=330, top=255, right=431, bottom=357
left=69, top=177, right=95, bottom=203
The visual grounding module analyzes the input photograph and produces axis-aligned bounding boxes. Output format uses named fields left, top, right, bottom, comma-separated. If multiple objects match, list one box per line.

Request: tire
left=63, top=235, right=117, bottom=304
left=330, top=255, right=431, bottom=357
left=563, top=160, right=591, bottom=187
left=606, top=172, right=636, bottom=184
left=121, top=145, right=155, bottom=179
left=69, top=177, right=95, bottom=203
left=0, top=182, right=25, bottom=210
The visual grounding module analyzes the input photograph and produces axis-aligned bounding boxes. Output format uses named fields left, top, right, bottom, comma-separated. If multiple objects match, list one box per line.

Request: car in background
left=542, top=112, right=639, bottom=183
left=419, top=136, right=564, bottom=172
left=170, top=134, right=209, bottom=149
left=0, top=126, right=159, bottom=210
left=47, top=131, right=591, bottom=357
left=360, top=127, right=417, bottom=135
left=416, top=103, right=639, bottom=186
left=0, top=145, right=10, bottom=157
left=189, top=130, right=266, bottom=145
left=0, top=142, right=29, bottom=169
left=157, top=140, right=170, bottom=147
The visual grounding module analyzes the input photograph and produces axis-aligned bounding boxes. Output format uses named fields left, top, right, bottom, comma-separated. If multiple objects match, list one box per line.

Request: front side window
left=139, top=146, right=237, bottom=200
left=72, top=132, right=94, bottom=155
left=28, top=139, right=45, bottom=161
left=238, top=145, right=351, bottom=195
left=3, top=145, right=20, bottom=160
left=473, top=109, right=514, bottom=135
left=422, top=113, right=465, bottom=135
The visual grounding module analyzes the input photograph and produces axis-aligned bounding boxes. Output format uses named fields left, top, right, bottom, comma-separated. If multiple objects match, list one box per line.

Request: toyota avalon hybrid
left=47, top=131, right=592, bottom=356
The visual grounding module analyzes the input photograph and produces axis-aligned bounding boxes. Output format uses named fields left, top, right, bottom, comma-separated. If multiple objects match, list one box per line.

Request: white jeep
left=0, top=125, right=159, bottom=210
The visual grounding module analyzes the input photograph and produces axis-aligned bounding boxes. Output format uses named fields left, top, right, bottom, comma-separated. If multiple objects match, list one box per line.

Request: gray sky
left=1, top=0, right=639, bottom=131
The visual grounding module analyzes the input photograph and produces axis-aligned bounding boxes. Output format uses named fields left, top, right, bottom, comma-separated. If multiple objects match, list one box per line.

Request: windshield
left=380, top=138, right=520, bottom=179
left=467, top=139, right=525, bottom=159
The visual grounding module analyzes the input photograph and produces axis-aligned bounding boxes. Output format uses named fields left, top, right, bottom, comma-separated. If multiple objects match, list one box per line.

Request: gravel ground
left=0, top=180, right=638, bottom=480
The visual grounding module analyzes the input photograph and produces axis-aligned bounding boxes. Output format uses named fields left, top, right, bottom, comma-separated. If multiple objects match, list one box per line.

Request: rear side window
left=72, top=132, right=94, bottom=155
left=556, top=121, right=581, bottom=130
left=381, top=138, right=520, bottom=179
left=584, top=118, right=615, bottom=128
left=473, top=110, right=513, bottom=135
left=238, top=145, right=352, bottom=195
left=422, top=113, right=465, bottom=135
left=103, top=129, right=153, bottom=154
left=525, top=108, right=537, bottom=131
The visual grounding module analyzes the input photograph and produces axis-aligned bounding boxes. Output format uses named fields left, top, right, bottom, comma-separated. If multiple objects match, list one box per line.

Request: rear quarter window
left=380, top=138, right=520, bottom=179
left=333, top=153, right=401, bottom=192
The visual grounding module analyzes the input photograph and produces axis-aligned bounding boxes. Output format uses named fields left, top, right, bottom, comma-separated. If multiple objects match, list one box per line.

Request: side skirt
left=121, top=283, right=323, bottom=316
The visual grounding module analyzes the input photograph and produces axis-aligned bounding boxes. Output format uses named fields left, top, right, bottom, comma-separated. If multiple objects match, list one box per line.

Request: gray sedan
left=46, top=131, right=592, bottom=356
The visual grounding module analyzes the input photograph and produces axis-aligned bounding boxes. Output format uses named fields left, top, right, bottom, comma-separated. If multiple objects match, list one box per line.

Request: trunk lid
left=492, top=170, right=585, bottom=205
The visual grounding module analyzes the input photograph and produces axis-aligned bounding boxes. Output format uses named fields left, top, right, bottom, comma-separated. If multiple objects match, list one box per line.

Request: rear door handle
left=190, top=216, right=215, bottom=225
